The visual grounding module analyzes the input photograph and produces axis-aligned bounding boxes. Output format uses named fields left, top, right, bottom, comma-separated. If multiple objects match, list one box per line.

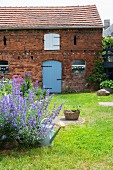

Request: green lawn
left=0, top=92, right=113, bottom=170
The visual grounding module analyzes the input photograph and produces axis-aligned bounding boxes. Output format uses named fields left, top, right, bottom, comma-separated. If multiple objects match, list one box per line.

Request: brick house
left=0, top=5, right=103, bottom=93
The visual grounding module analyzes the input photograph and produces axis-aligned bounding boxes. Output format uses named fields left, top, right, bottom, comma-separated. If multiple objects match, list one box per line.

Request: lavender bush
left=0, top=73, right=63, bottom=146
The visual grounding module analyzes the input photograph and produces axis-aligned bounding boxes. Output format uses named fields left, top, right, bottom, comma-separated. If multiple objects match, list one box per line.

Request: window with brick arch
left=44, top=33, right=60, bottom=50
left=0, top=60, right=9, bottom=74
left=72, top=59, right=86, bottom=74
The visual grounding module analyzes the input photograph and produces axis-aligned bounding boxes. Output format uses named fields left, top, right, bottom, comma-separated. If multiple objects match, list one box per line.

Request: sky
left=0, top=0, right=113, bottom=24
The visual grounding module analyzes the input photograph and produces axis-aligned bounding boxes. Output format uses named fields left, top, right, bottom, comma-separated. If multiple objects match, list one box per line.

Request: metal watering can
left=38, top=119, right=65, bottom=147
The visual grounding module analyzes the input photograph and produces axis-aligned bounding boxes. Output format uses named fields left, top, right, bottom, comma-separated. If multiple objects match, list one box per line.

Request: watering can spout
left=50, top=127, right=61, bottom=144
left=38, top=121, right=65, bottom=147
left=50, top=121, right=65, bottom=144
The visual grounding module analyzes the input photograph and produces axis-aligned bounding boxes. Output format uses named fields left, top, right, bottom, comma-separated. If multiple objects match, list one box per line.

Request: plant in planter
left=64, top=105, right=80, bottom=120
left=100, top=80, right=113, bottom=93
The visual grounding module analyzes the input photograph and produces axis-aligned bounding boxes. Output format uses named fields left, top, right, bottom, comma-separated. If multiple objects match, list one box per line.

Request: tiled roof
left=0, top=5, right=103, bottom=29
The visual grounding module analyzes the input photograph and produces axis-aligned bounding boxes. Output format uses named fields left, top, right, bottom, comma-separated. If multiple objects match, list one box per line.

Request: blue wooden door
left=42, top=60, right=62, bottom=93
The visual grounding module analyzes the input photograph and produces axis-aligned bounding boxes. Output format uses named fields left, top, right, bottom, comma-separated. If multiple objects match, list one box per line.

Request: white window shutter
left=44, top=34, right=53, bottom=50
left=44, top=33, right=60, bottom=50
left=53, top=34, right=60, bottom=50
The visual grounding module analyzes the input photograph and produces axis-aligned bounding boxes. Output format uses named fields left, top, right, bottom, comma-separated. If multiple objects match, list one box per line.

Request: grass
left=0, top=92, right=113, bottom=170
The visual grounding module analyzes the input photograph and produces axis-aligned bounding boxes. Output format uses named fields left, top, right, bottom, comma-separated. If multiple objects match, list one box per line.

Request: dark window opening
left=74, top=35, right=76, bottom=45
left=0, top=60, right=9, bottom=74
left=18, top=56, right=20, bottom=60
left=106, top=68, right=113, bottom=80
left=31, top=56, right=33, bottom=60
left=3, top=36, right=7, bottom=46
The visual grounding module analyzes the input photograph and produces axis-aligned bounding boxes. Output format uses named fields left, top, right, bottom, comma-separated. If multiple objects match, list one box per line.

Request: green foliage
left=21, top=72, right=33, bottom=96
left=102, top=37, right=113, bottom=54
left=100, top=80, right=113, bottom=88
left=0, top=78, right=12, bottom=95
left=102, top=37, right=113, bottom=49
left=64, top=104, right=81, bottom=111
left=35, top=87, right=46, bottom=99
left=86, top=54, right=107, bottom=89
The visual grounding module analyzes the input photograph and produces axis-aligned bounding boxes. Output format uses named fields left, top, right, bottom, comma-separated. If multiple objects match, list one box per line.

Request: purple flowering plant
left=0, top=73, right=63, bottom=146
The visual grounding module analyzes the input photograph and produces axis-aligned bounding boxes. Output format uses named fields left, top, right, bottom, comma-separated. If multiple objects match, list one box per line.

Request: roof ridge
left=0, top=5, right=96, bottom=8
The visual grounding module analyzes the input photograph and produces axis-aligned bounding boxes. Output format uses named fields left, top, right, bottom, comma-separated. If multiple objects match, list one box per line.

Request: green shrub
left=100, top=80, right=113, bottom=89
left=35, top=87, right=46, bottom=99
left=102, top=37, right=113, bottom=55
left=21, top=72, right=33, bottom=96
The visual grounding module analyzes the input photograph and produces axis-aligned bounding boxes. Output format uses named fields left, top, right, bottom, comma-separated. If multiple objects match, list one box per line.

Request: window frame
left=0, top=60, right=9, bottom=74
left=72, top=59, right=86, bottom=74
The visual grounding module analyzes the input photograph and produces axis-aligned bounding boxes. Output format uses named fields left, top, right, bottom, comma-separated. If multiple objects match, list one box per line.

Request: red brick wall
left=0, top=28, right=102, bottom=92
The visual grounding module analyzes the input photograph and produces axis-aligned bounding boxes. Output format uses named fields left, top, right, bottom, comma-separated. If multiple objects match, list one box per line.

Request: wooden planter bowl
left=64, top=110, right=80, bottom=120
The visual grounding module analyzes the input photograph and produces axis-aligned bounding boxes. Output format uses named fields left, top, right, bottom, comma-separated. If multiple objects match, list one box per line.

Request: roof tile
left=0, top=5, right=103, bottom=29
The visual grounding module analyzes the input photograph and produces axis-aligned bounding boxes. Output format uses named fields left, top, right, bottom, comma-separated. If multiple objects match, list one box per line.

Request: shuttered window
left=44, top=33, right=60, bottom=50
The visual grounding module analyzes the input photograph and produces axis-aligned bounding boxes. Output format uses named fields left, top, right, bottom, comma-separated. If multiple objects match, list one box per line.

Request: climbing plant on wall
left=86, top=51, right=107, bottom=90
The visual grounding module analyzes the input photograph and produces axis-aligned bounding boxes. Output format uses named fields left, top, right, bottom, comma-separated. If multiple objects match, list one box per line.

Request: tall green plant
left=21, top=72, right=32, bottom=96
left=86, top=52, right=107, bottom=89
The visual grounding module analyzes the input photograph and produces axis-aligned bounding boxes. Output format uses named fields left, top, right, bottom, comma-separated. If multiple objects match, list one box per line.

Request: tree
left=102, top=37, right=113, bottom=54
